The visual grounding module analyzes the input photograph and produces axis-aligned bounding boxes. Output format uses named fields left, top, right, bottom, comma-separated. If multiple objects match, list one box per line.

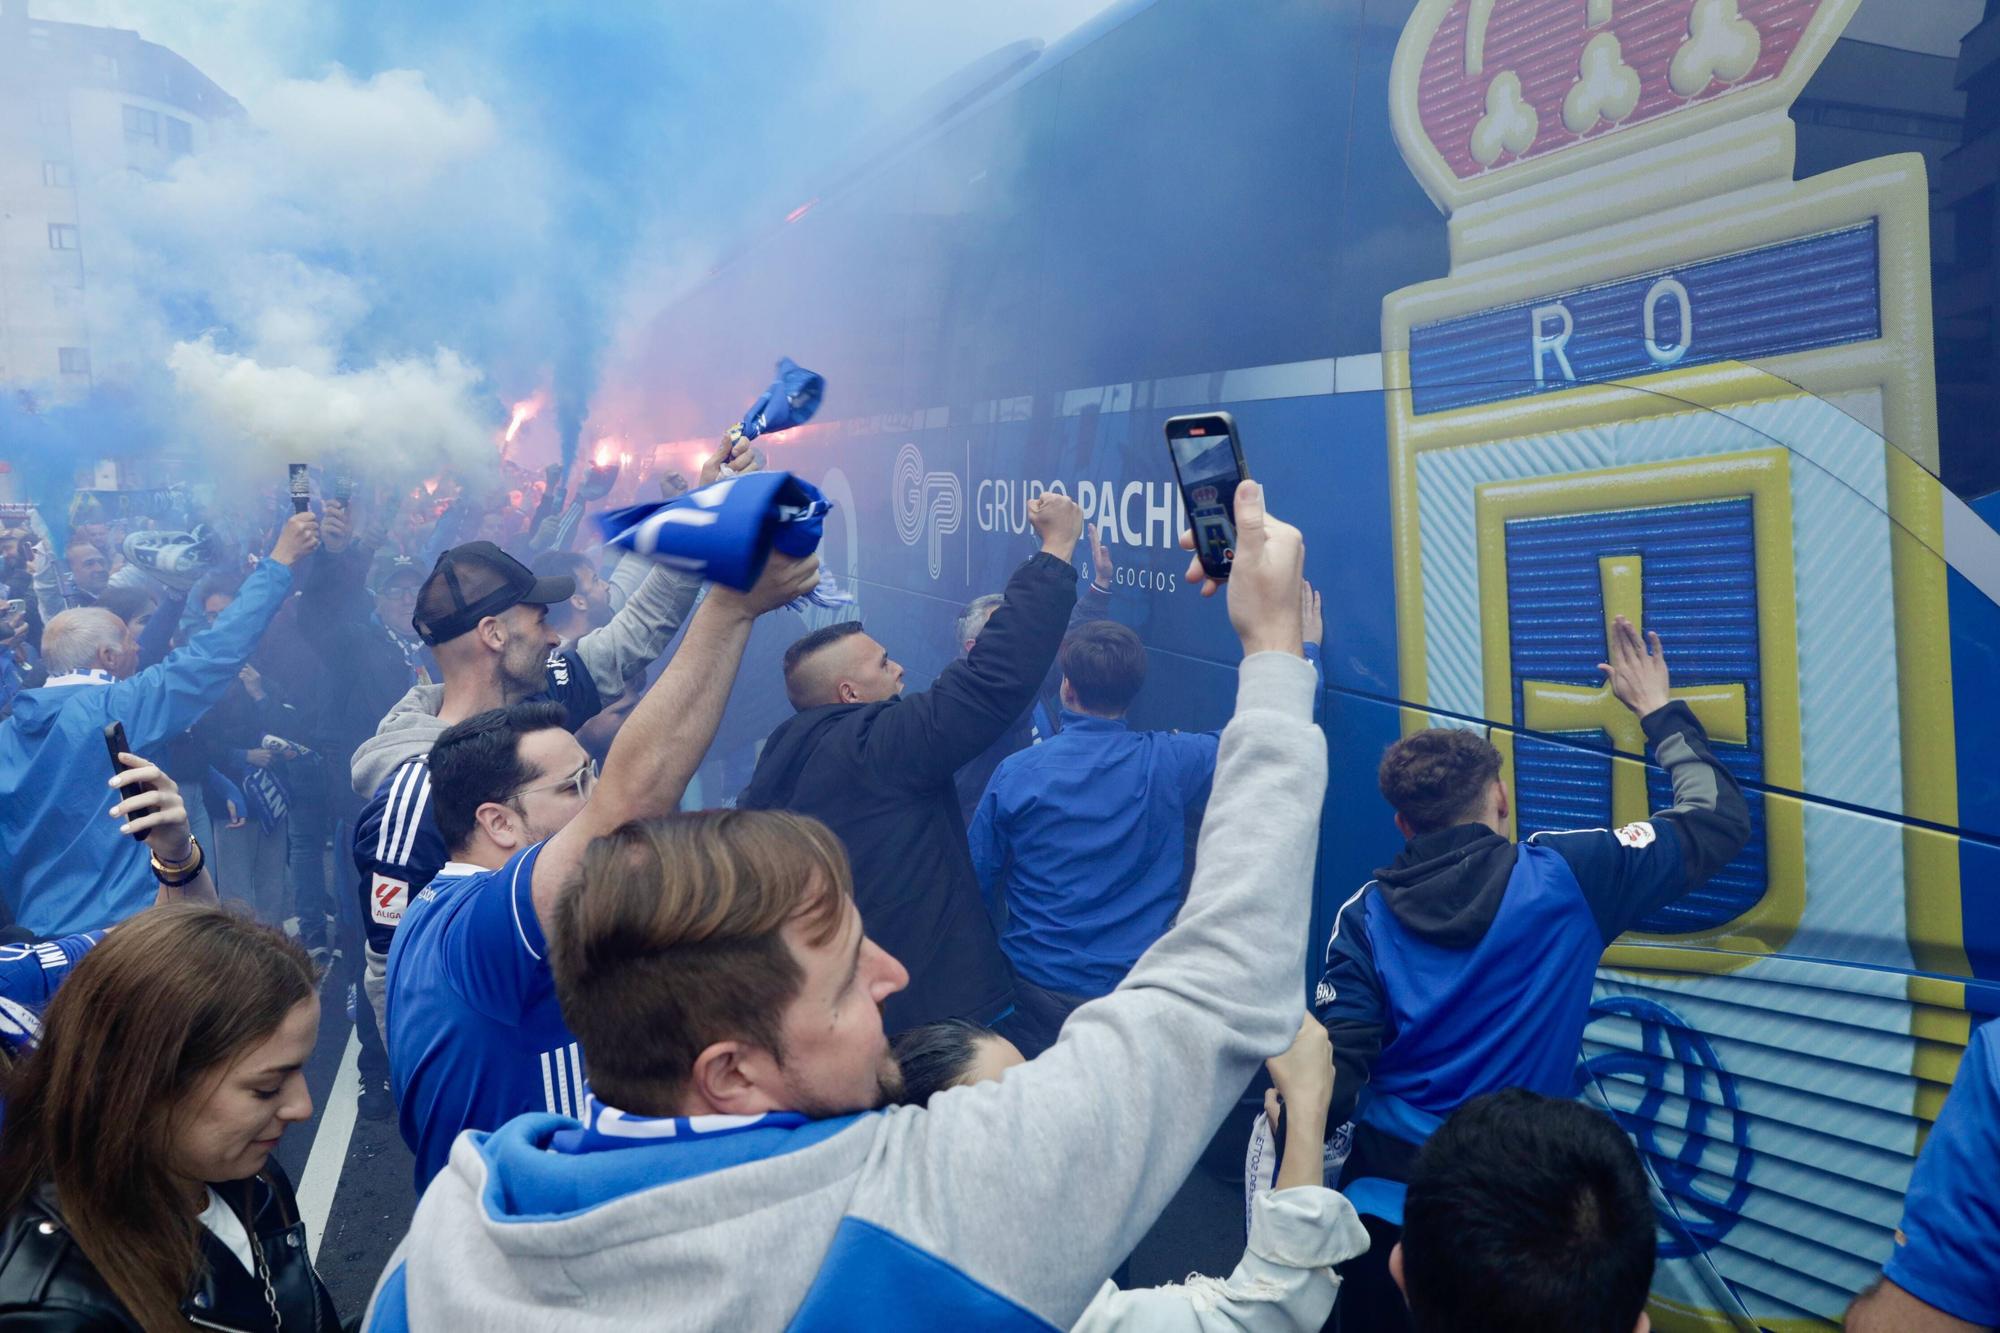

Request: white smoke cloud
left=166, top=338, right=496, bottom=479
left=28, top=0, right=1116, bottom=484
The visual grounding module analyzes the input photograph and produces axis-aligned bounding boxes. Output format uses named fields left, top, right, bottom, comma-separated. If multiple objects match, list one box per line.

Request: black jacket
left=740, top=551, right=1078, bottom=1031
left=295, top=547, right=423, bottom=774
left=0, top=1163, right=341, bottom=1332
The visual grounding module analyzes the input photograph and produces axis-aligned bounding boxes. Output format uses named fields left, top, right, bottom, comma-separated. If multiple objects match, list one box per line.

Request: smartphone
left=1164, top=411, right=1251, bottom=580
left=4, top=598, right=23, bottom=617
left=103, top=721, right=152, bottom=841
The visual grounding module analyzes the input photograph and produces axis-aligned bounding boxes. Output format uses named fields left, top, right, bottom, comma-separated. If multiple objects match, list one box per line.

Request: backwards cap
left=413, top=541, right=573, bottom=647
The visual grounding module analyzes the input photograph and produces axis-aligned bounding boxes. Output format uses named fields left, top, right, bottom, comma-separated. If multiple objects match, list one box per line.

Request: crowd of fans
left=0, top=455, right=1989, bottom=1333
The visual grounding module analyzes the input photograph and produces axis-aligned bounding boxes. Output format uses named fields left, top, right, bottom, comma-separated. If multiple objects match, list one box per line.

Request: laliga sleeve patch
left=371, top=876, right=410, bottom=928
left=1615, top=822, right=1658, bottom=849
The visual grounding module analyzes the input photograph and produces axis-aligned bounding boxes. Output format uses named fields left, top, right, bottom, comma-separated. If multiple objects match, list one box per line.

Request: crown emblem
left=1392, top=0, right=1858, bottom=212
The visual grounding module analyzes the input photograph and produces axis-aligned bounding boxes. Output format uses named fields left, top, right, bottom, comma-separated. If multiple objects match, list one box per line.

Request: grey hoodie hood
left=349, top=683, right=448, bottom=797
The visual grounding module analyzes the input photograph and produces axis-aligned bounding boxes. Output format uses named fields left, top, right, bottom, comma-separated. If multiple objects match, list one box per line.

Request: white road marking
left=298, top=1029, right=361, bottom=1261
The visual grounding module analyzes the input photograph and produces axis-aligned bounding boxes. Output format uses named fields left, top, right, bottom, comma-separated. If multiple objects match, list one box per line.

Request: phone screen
left=1168, top=424, right=1244, bottom=576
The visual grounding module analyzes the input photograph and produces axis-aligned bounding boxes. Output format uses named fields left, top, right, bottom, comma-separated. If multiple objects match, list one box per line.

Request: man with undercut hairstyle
left=1312, top=614, right=1751, bottom=1332
left=740, top=492, right=1085, bottom=1034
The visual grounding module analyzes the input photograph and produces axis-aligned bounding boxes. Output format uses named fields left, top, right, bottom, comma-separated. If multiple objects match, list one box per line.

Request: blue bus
left=603, top=2, right=2000, bottom=1326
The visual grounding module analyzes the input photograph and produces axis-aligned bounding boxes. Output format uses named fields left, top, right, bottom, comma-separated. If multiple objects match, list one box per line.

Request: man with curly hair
left=1311, top=615, right=1750, bottom=1331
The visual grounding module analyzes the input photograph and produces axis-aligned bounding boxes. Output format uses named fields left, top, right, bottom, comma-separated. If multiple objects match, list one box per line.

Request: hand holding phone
left=103, top=722, right=154, bottom=842
left=1164, top=412, right=1250, bottom=581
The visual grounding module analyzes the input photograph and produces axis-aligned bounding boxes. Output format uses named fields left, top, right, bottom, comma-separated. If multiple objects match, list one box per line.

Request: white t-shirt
left=197, top=1188, right=254, bottom=1276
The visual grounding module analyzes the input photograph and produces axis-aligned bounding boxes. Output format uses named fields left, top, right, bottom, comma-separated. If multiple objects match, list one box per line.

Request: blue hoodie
left=1314, top=703, right=1752, bottom=1169
left=0, top=558, right=292, bottom=935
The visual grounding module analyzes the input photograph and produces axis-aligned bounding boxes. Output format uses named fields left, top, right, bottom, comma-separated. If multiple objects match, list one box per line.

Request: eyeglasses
left=509, top=758, right=597, bottom=803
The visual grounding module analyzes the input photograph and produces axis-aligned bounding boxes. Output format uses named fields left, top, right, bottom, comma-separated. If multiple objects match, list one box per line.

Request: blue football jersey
left=0, top=932, right=105, bottom=1056
left=351, top=646, right=604, bottom=957
left=1885, top=1021, right=2000, bottom=1325
left=383, top=841, right=586, bottom=1191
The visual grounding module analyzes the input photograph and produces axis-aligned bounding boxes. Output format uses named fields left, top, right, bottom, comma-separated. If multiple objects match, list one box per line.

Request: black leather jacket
left=0, top=1162, right=341, bottom=1331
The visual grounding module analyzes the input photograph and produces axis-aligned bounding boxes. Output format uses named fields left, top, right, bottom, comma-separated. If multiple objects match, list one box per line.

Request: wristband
left=151, top=836, right=205, bottom=886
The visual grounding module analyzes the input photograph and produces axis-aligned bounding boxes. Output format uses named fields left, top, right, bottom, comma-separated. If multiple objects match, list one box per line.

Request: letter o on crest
left=1644, top=278, right=1692, bottom=366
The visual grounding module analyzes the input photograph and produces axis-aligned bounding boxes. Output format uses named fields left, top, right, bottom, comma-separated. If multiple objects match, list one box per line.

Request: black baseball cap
left=413, top=541, right=574, bottom=646
left=368, top=550, right=422, bottom=594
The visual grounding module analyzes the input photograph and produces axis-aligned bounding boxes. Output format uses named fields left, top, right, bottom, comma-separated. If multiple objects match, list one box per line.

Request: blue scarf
left=595, top=471, right=850, bottom=608
left=549, top=1094, right=808, bottom=1156
left=738, top=358, right=824, bottom=441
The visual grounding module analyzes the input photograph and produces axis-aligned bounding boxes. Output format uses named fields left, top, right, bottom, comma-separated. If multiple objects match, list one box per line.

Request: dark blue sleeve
left=352, top=761, right=445, bottom=956
left=540, top=647, right=604, bottom=730
left=1884, top=1023, right=2000, bottom=1325
left=0, top=932, right=105, bottom=1056
left=1314, top=885, right=1386, bottom=1127
left=136, top=593, right=184, bottom=669
left=1535, top=702, right=1751, bottom=943
left=105, top=557, right=293, bottom=753
left=1067, top=577, right=1110, bottom=630
left=438, top=842, right=551, bottom=1019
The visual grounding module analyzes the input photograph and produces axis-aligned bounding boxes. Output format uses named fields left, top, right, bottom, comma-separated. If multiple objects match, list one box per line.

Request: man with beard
left=383, top=546, right=819, bottom=1189
left=529, top=549, right=617, bottom=645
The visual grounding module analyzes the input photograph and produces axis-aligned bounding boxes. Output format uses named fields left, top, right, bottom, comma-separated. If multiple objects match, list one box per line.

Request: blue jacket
left=969, top=713, right=1218, bottom=996
left=1314, top=703, right=1751, bottom=1150
left=0, top=558, right=292, bottom=935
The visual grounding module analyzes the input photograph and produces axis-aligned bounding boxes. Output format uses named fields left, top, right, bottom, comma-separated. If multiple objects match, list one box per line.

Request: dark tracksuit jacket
left=740, top=551, right=1077, bottom=1032
left=1314, top=701, right=1752, bottom=1181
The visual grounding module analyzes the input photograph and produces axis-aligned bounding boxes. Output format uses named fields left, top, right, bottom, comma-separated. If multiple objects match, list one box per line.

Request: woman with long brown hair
left=0, top=904, right=341, bottom=1331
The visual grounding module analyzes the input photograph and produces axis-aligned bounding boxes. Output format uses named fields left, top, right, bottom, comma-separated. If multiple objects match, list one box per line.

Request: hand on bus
left=1598, top=614, right=1670, bottom=719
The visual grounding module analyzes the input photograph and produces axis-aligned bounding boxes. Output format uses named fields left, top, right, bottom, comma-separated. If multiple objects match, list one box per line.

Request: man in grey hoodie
left=345, top=447, right=740, bottom=1114
left=364, top=481, right=1330, bottom=1331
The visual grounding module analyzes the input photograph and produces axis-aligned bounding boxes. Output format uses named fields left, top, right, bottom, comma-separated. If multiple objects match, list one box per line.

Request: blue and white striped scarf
left=550, top=1093, right=808, bottom=1155
left=596, top=471, right=851, bottom=609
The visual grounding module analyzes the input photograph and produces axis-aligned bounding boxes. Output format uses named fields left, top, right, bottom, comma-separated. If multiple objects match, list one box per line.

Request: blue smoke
left=281, top=3, right=884, bottom=470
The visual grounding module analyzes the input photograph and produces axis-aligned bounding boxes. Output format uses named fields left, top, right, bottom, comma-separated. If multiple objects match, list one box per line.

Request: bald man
left=739, top=493, right=1085, bottom=1033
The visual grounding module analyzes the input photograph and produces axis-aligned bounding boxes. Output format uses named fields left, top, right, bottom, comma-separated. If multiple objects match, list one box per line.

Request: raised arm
left=107, top=512, right=318, bottom=753
left=570, top=558, right=703, bottom=698
left=867, top=482, right=1328, bottom=1326
left=531, top=550, right=820, bottom=926
left=1537, top=616, right=1753, bottom=940
left=566, top=442, right=761, bottom=697
left=107, top=751, right=217, bottom=907
left=870, top=494, right=1083, bottom=782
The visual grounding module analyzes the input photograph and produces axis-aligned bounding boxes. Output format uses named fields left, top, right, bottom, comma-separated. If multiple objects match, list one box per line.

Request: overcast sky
left=31, top=0, right=1123, bottom=102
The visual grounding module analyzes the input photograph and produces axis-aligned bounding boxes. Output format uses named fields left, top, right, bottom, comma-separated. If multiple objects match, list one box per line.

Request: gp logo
left=892, top=443, right=962, bottom=580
